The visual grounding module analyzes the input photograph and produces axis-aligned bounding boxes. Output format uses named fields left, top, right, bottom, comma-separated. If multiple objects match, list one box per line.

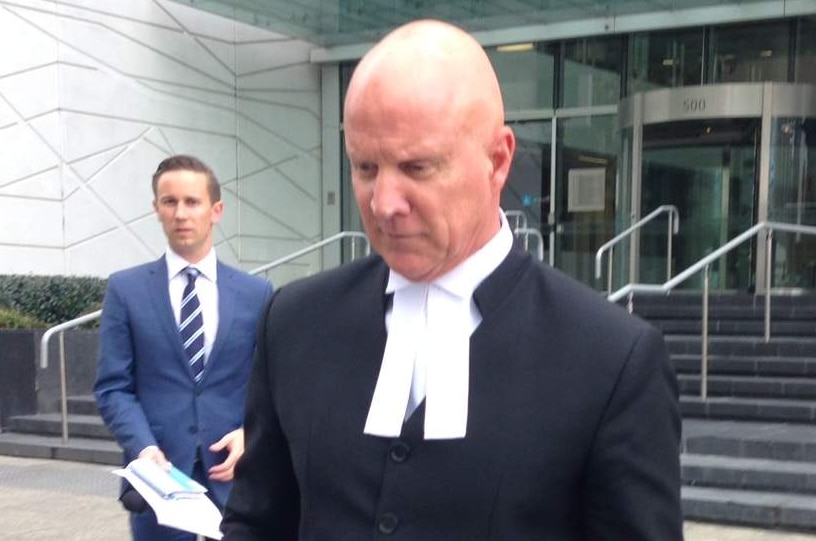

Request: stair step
left=0, top=432, right=121, bottom=465
left=682, top=454, right=816, bottom=494
left=682, top=486, right=816, bottom=530
left=7, top=413, right=113, bottom=440
left=666, top=335, right=816, bottom=358
left=674, top=354, right=816, bottom=377
left=678, top=375, right=816, bottom=400
left=681, top=396, right=816, bottom=423
left=636, top=304, right=816, bottom=320
left=683, top=419, right=816, bottom=462
left=654, top=319, right=816, bottom=336
left=67, top=394, right=99, bottom=416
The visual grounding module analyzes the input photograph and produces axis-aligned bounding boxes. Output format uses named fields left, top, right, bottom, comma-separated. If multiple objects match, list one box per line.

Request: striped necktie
left=179, top=267, right=205, bottom=382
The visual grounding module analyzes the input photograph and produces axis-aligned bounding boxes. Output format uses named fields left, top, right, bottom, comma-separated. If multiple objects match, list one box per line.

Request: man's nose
left=371, top=171, right=409, bottom=218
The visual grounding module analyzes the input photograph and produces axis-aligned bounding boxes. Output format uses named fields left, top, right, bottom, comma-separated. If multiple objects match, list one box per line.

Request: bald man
left=222, top=20, right=682, bottom=540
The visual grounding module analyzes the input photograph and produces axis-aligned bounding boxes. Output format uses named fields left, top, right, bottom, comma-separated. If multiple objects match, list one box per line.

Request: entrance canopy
left=169, top=0, right=783, bottom=47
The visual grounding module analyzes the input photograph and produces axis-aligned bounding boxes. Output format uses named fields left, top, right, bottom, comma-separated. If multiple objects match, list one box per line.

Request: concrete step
left=681, top=485, right=816, bottom=531
left=654, top=319, right=816, bottom=336
left=7, top=413, right=113, bottom=440
left=681, top=396, right=816, bottom=424
left=673, top=354, right=816, bottom=378
left=0, top=432, right=121, bottom=465
left=678, top=374, right=816, bottom=400
left=666, top=335, right=816, bottom=358
left=683, top=454, right=816, bottom=494
left=636, top=304, right=816, bottom=320
left=67, top=394, right=98, bottom=416
left=682, top=419, right=816, bottom=463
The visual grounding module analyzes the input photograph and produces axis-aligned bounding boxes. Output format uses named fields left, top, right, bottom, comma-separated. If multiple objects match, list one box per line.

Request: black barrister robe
left=223, top=248, right=682, bottom=540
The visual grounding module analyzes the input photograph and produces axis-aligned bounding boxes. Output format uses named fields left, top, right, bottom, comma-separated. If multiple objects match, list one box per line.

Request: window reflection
left=627, top=29, right=703, bottom=94
left=796, top=17, right=816, bottom=84
left=487, top=43, right=557, bottom=110
left=561, top=37, right=623, bottom=108
left=709, top=21, right=791, bottom=83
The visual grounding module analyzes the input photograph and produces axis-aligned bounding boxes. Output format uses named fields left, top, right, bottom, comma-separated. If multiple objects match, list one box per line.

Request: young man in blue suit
left=94, top=155, right=273, bottom=541
left=223, top=20, right=682, bottom=540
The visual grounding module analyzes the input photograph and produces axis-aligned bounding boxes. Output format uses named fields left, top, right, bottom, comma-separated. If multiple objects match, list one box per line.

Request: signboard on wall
left=567, top=168, right=606, bottom=212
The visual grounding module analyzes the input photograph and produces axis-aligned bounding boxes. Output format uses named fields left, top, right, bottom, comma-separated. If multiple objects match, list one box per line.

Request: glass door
left=555, top=114, right=619, bottom=286
left=640, top=118, right=759, bottom=289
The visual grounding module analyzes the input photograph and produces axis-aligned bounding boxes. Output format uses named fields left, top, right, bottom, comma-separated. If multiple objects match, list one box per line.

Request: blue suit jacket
left=94, top=256, right=272, bottom=506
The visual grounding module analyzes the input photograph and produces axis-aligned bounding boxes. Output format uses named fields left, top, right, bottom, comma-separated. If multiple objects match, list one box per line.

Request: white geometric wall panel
left=0, top=0, right=322, bottom=278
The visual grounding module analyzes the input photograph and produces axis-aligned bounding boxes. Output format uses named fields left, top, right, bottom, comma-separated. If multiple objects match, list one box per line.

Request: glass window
left=627, top=29, right=703, bottom=95
left=486, top=43, right=557, bottom=111
left=561, top=37, right=623, bottom=108
left=709, top=21, right=791, bottom=84
left=768, top=117, right=816, bottom=288
left=796, top=17, right=816, bottom=85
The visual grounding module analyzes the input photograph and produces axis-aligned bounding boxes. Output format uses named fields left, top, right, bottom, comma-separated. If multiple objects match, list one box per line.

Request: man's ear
left=152, top=199, right=159, bottom=218
left=211, top=200, right=225, bottom=225
left=489, top=125, right=516, bottom=192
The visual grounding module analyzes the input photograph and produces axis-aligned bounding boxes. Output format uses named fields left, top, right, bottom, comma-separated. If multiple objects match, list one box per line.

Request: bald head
left=343, top=20, right=515, bottom=282
left=345, top=19, right=505, bottom=139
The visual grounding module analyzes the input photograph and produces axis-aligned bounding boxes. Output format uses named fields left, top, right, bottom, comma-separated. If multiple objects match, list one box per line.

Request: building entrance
left=619, top=83, right=816, bottom=292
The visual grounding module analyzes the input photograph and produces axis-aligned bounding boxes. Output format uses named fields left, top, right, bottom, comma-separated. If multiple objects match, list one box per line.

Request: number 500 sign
left=683, top=98, right=706, bottom=113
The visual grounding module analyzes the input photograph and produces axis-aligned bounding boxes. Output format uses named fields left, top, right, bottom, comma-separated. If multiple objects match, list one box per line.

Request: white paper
left=114, top=463, right=223, bottom=540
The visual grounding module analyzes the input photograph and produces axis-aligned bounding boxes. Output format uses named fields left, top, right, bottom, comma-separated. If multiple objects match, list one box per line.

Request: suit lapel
left=148, top=256, right=192, bottom=374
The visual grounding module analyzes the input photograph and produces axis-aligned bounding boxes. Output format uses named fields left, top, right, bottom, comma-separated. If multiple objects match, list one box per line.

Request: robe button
left=378, top=513, right=399, bottom=534
left=389, top=441, right=410, bottom=463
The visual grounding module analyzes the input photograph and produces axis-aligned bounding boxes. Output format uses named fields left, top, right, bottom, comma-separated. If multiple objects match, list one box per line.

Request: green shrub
left=0, top=307, right=48, bottom=329
left=0, top=275, right=107, bottom=326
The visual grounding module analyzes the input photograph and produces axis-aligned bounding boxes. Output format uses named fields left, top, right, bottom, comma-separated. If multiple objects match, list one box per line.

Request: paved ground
left=2, top=455, right=816, bottom=540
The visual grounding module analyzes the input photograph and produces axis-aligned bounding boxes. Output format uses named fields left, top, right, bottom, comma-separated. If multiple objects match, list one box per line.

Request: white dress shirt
left=364, top=209, right=514, bottom=439
left=166, top=248, right=219, bottom=362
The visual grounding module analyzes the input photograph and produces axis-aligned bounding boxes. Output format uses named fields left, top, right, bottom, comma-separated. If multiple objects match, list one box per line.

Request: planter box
left=0, top=329, right=99, bottom=429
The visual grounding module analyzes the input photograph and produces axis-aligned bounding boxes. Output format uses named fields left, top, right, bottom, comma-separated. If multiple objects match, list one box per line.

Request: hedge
left=0, top=275, right=107, bottom=328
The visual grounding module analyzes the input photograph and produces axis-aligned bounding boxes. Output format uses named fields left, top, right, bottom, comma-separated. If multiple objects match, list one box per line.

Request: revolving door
left=618, top=83, right=816, bottom=292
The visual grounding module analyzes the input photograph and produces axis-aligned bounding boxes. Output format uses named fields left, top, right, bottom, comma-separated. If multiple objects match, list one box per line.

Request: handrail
left=595, top=205, right=679, bottom=295
left=40, top=230, right=369, bottom=442
left=607, top=221, right=816, bottom=399
left=248, top=231, right=369, bottom=276
left=505, top=210, right=528, bottom=230
left=514, top=226, right=545, bottom=261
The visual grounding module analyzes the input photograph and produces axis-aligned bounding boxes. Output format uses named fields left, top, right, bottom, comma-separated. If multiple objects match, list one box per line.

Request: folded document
left=114, top=458, right=223, bottom=539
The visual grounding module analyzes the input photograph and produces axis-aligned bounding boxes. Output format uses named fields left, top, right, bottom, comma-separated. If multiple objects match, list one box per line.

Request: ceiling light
left=760, top=50, right=773, bottom=58
left=496, top=43, right=534, bottom=53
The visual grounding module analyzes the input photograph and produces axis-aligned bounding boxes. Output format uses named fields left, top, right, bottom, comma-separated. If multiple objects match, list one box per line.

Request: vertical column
left=628, top=92, right=643, bottom=285
left=755, top=82, right=773, bottom=293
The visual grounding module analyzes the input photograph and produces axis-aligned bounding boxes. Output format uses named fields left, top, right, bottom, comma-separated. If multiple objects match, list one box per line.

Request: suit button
left=188, top=426, right=197, bottom=434
left=389, top=441, right=409, bottom=463
left=378, top=513, right=398, bottom=534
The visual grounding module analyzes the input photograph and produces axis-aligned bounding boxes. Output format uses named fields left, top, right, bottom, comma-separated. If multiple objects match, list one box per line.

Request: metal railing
left=40, top=231, right=370, bottom=443
left=595, top=205, right=679, bottom=296
left=607, top=221, right=816, bottom=400
left=505, top=210, right=528, bottom=230
left=514, top=227, right=545, bottom=261
left=504, top=210, right=545, bottom=261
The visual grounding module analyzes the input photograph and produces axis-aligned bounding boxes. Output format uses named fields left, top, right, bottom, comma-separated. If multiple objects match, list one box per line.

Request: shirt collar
left=165, top=247, right=218, bottom=283
left=385, top=209, right=513, bottom=299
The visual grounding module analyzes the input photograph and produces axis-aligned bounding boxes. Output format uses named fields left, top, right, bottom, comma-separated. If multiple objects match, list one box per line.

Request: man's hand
left=208, top=428, right=244, bottom=482
left=138, top=445, right=171, bottom=471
